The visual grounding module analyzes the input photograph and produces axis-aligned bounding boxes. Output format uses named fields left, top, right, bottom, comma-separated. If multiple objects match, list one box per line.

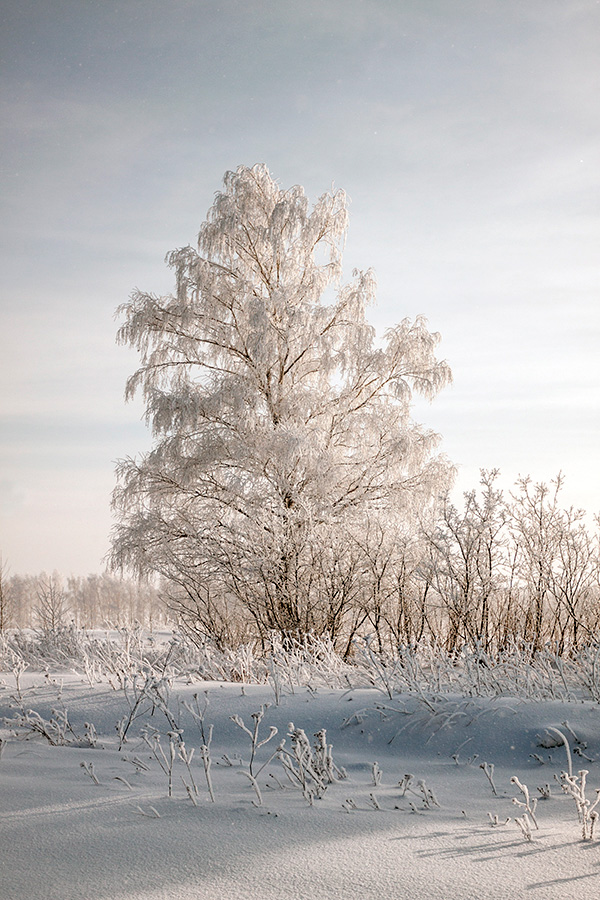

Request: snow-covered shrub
left=510, top=776, right=539, bottom=829
left=277, top=723, right=346, bottom=804
left=4, top=699, right=95, bottom=747
left=560, top=769, right=600, bottom=841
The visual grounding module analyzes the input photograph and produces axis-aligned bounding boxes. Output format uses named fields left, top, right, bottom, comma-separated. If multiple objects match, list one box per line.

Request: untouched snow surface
left=1, top=673, right=600, bottom=899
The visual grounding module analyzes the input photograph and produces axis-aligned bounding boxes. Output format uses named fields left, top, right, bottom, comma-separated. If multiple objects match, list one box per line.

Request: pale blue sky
left=1, top=0, right=599, bottom=574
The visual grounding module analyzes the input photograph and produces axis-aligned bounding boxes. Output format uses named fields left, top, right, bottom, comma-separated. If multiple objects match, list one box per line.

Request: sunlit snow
left=1, top=632, right=599, bottom=899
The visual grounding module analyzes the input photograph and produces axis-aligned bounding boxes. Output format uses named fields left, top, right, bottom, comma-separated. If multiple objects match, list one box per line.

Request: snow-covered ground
left=2, top=661, right=600, bottom=900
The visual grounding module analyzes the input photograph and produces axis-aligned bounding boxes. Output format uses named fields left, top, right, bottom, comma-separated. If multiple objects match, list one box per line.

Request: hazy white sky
left=1, top=0, right=599, bottom=575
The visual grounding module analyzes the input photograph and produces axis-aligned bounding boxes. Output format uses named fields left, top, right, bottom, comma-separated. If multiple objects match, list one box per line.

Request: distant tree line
left=0, top=569, right=165, bottom=632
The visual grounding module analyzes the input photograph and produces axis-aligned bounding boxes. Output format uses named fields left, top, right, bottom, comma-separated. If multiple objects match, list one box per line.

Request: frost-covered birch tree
left=110, top=164, right=452, bottom=647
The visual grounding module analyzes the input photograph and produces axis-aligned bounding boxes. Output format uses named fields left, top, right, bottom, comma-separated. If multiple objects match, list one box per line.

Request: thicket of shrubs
left=2, top=472, right=597, bottom=660
left=163, top=471, right=600, bottom=657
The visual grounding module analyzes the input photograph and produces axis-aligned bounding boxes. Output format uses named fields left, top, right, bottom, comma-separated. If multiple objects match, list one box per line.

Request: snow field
left=1, top=672, right=600, bottom=899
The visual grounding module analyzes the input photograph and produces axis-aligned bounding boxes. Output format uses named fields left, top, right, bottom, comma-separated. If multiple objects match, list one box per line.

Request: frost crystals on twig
left=80, top=761, right=99, bottom=785
left=479, top=762, right=497, bottom=796
left=510, top=776, right=538, bottom=829
left=560, top=769, right=600, bottom=841
left=514, top=813, right=533, bottom=842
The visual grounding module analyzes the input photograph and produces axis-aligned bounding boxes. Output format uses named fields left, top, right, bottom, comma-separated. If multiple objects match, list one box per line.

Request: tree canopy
left=111, top=164, right=453, bottom=647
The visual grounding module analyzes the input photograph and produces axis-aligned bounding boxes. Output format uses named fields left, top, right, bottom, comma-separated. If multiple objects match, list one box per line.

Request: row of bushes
left=167, top=472, right=600, bottom=655
left=2, top=474, right=598, bottom=656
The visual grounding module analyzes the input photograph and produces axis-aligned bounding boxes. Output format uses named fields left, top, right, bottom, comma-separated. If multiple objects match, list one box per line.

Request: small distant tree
left=34, top=572, right=70, bottom=634
left=110, top=164, right=452, bottom=646
left=3, top=573, right=36, bottom=627
left=0, top=555, right=12, bottom=631
left=422, top=470, right=507, bottom=652
left=508, top=475, right=600, bottom=652
left=507, top=476, right=564, bottom=651
left=549, top=506, right=599, bottom=650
